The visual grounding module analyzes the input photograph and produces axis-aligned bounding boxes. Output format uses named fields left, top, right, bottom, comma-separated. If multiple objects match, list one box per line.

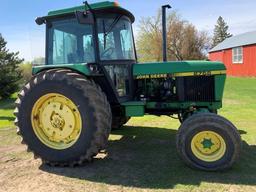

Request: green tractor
left=14, top=1, right=241, bottom=171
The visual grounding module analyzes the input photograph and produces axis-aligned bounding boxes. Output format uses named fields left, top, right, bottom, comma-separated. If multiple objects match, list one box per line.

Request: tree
left=167, top=13, right=210, bottom=61
left=136, top=12, right=163, bottom=62
left=0, top=34, right=23, bottom=99
left=212, top=16, right=232, bottom=48
left=136, top=11, right=210, bottom=62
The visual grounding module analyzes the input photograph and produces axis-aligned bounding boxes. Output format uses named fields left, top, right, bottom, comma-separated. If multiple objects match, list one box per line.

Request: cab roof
left=47, top=1, right=135, bottom=22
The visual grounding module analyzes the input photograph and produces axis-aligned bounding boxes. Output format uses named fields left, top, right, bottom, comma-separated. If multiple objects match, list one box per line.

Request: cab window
left=47, top=18, right=95, bottom=65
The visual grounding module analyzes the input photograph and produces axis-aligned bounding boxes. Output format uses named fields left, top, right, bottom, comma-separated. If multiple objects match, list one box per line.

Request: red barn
left=209, top=31, right=256, bottom=76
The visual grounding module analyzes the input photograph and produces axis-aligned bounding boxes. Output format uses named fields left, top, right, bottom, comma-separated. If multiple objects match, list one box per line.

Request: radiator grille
left=183, top=76, right=215, bottom=101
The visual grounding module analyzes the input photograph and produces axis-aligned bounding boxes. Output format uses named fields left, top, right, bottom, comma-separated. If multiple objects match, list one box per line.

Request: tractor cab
left=36, top=1, right=136, bottom=102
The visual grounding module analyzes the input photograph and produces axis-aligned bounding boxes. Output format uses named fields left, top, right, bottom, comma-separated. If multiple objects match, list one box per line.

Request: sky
left=1, top=0, right=256, bottom=61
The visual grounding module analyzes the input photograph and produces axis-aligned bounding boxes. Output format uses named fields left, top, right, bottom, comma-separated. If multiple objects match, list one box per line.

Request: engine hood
left=133, top=61, right=226, bottom=78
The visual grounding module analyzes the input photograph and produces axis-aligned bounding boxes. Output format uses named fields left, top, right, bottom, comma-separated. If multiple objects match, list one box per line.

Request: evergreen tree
left=0, top=34, right=23, bottom=99
left=212, top=16, right=232, bottom=48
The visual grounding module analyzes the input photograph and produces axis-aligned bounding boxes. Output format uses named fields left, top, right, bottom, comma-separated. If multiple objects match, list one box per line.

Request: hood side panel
left=133, top=61, right=226, bottom=76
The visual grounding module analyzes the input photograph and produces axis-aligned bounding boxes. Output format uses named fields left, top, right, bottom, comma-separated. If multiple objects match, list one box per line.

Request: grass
left=220, top=77, right=256, bottom=145
left=0, top=94, right=16, bottom=128
left=0, top=77, right=256, bottom=192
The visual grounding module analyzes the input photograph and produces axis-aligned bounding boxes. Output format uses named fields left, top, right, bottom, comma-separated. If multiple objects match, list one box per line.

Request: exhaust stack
left=162, top=4, right=171, bottom=62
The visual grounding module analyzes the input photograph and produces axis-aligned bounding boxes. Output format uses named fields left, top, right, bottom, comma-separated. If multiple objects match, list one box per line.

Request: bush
left=19, top=62, right=32, bottom=85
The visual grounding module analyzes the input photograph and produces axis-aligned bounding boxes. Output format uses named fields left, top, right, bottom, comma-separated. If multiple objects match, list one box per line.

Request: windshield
left=97, top=15, right=135, bottom=61
left=47, top=18, right=95, bottom=65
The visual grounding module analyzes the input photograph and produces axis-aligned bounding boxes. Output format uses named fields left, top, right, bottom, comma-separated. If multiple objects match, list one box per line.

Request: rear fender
left=32, top=63, right=120, bottom=105
left=32, top=63, right=91, bottom=76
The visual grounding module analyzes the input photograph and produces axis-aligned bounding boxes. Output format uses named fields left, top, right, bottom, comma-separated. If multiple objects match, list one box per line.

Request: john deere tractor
left=14, top=1, right=241, bottom=171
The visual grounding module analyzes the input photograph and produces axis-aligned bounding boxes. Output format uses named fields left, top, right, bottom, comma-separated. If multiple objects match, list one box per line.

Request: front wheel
left=176, top=113, right=241, bottom=171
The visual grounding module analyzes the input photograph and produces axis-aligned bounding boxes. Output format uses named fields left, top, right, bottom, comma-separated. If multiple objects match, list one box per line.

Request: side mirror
left=35, top=17, right=45, bottom=25
left=75, top=11, right=94, bottom=24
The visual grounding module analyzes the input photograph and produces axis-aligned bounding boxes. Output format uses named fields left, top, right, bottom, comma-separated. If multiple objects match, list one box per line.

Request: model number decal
left=194, top=71, right=211, bottom=76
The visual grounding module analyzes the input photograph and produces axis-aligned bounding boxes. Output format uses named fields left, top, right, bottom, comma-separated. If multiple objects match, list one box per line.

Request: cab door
left=97, top=15, right=136, bottom=102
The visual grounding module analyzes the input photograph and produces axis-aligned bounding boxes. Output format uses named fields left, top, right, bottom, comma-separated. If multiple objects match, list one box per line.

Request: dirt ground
left=0, top=128, right=130, bottom=192
left=1, top=118, right=256, bottom=192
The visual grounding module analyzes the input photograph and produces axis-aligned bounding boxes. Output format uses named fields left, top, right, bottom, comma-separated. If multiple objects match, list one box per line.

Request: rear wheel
left=176, top=113, right=241, bottom=171
left=14, top=69, right=112, bottom=166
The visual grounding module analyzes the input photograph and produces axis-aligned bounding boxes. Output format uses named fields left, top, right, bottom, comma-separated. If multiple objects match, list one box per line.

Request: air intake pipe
left=162, top=4, right=171, bottom=62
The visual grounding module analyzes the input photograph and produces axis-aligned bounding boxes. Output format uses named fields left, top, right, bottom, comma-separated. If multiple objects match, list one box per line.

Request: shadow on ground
left=0, top=116, right=15, bottom=121
left=40, top=126, right=256, bottom=189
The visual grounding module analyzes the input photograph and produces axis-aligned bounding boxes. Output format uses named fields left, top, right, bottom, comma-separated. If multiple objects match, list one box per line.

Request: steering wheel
left=101, top=47, right=115, bottom=59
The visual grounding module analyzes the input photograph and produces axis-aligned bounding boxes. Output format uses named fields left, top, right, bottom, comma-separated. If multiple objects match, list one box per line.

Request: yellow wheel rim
left=191, top=131, right=226, bottom=162
left=31, top=93, right=82, bottom=150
